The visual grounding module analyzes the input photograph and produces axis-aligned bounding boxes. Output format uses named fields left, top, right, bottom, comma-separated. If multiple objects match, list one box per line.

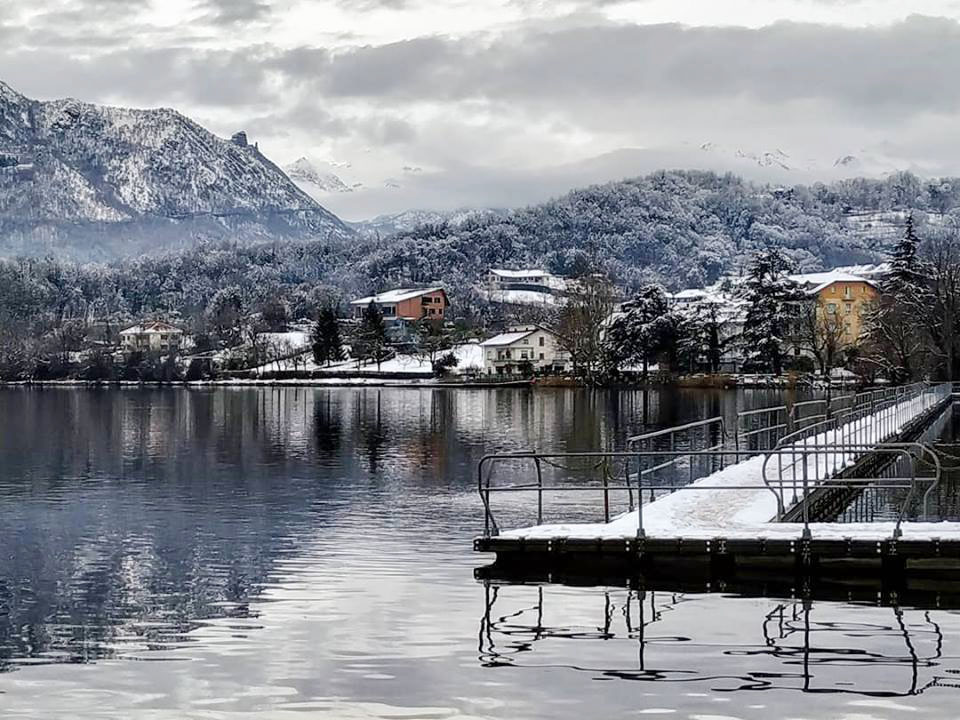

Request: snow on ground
left=484, top=289, right=561, bottom=306
left=257, top=331, right=310, bottom=349
left=501, top=388, right=954, bottom=541
left=252, top=342, right=486, bottom=377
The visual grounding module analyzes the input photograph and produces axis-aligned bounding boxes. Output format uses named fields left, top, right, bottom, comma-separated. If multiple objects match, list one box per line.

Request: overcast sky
left=4, top=0, right=960, bottom=218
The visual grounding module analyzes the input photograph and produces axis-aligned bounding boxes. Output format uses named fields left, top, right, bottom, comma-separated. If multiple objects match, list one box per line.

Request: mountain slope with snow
left=349, top=207, right=509, bottom=237
left=0, top=80, right=350, bottom=259
left=284, top=156, right=355, bottom=195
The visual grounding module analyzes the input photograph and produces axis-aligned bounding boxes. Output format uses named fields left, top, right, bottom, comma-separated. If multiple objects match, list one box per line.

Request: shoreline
left=0, top=374, right=837, bottom=390
left=0, top=378, right=537, bottom=389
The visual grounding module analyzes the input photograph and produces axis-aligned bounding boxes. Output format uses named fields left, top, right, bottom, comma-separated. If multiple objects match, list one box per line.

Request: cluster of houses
left=671, top=265, right=885, bottom=371
left=115, top=263, right=887, bottom=378
left=349, top=282, right=571, bottom=375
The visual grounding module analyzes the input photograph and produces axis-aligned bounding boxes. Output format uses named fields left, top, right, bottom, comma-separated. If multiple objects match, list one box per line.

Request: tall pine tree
left=352, top=301, right=391, bottom=371
left=740, top=249, right=801, bottom=376
left=885, top=213, right=926, bottom=300
left=864, top=215, right=930, bottom=382
left=311, top=306, right=344, bottom=367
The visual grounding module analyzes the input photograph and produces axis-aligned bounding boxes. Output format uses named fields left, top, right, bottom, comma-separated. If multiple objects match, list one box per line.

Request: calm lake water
left=1, top=386, right=959, bottom=719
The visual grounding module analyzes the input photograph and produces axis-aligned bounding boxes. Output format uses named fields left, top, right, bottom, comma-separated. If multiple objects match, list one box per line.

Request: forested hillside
left=1, top=170, right=958, bottom=363
left=358, top=170, right=953, bottom=292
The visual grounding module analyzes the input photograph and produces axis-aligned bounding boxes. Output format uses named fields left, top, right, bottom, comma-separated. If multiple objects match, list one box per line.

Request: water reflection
left=9, top=385, right=950, bottom=719
left=479, top=582, right=960, bottom=700
left=0, top=385, right=769, bottom=673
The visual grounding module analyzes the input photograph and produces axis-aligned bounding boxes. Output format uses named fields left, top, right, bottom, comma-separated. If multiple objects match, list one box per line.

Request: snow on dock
left=498, top=387, right=954, bottom=543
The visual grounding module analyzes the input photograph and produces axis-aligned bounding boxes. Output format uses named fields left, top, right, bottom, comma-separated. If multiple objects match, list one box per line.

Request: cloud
left=293, top=15, right=960, bottom=121
left=7, top=4, right=960, bottom=217
left=199, top=0, right=272, bottom=24
left=0, top=46, right=280, bottom=107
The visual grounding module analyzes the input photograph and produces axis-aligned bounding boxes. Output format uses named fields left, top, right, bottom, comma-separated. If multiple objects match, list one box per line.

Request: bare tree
left=553, top=274, right=617, bottom=383
left=862, top=297, right=926, bottom=383
left=796, top=300, right=849, bottom=377
left=923, top=227, right=960, bottom=380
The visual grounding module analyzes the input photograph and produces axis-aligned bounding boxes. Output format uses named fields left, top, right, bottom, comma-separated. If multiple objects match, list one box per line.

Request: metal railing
left=478, top=383, right=951, bottom=540
left=626, top=416, right=732, bottom=492
left=478, top=447, right=940, bottom=541
left=761, top=383, right=951, bottom=521
left=733, top=382, right=938, bottom=455
left=736, top=404, right=788, bottom=452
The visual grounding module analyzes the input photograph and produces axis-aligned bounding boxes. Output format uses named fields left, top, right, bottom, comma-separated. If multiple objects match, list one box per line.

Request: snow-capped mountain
left=284, top=156, right=354, bottom=195
left=350, top=207, right=508, bottom=237
left=0, top=80, right=350, bottom=259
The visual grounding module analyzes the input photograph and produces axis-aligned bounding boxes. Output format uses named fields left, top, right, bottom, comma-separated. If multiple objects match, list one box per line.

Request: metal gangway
left=477, top=383, right=953, bottom=540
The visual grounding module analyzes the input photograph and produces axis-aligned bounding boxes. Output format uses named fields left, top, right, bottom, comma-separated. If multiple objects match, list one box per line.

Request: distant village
left=6, top=251, right=918, bottom=387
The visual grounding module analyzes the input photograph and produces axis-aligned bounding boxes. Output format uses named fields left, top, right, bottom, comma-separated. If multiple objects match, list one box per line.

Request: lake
left=1, top=386, right=959, bottom=719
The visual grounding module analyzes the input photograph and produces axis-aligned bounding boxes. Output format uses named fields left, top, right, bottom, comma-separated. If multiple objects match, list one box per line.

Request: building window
left=826, top=303, right=837, bottom=314
left=844, top=302, right=852, bottom=314
left=539, top=336, right=545, bottom=347
left=844, top=287, right=852, bottom=299
left=539, top=353, right=544, bottom=360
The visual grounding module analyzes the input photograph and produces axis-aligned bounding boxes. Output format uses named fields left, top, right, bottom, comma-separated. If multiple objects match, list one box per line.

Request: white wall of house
left=121, top=330, right=182, bottom=353
left=482, top=328, right=569, bottom=374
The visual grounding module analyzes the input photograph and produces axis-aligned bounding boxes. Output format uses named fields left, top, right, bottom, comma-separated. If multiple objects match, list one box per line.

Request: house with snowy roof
left=486, top=269, right=569, bottom=307
left=480, top=326, right=569, bottom=375
left=349, top=287, right=450, bottom=343
left=350, top=287, right=449, bottom=321
left=788, top=270, right=879, bottom=351
left=119, top=321, right=183, bottom=354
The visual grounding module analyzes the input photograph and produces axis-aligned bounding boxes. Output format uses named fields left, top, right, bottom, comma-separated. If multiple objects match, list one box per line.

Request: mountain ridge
left=0, top=81, right=350, bottom=260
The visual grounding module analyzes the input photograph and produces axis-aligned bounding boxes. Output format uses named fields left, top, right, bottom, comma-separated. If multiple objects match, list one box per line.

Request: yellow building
left=792, top=272, right=879, bottom=347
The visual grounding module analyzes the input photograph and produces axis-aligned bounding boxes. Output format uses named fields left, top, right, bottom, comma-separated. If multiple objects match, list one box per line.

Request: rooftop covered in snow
left=119, top=321, right=183, bottom=335
left=350, top=287, right=446, bottom=306
left=481, top=328, right=543, bottom=347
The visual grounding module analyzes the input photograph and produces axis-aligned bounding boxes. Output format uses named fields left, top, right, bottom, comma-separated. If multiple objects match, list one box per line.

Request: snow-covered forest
left=1, top=169, right=958, bottom=362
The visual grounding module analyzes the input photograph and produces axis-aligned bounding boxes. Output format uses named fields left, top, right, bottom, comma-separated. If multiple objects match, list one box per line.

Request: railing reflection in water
left=478, top=583, right=960, bottom=698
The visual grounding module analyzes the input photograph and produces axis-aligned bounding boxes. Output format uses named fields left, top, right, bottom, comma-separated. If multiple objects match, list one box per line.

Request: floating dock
left=475, top=383, right=958, bottom=585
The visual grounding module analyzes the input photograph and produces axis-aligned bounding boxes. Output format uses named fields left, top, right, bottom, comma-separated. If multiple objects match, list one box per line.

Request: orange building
left=350, top=287, right=449, bottom=321
left=792, top=272, right=879, bottom=346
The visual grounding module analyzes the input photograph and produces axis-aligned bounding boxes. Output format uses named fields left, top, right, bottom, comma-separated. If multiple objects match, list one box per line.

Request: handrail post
left=602, top=459, right=611, bottom=523
left=636, top=452, right=645, bottom=538
left=801, top=451, right=811, bottom=540
left=479, top=459, right=489, bottom=538
left=534, top=456, right=544, bottom=526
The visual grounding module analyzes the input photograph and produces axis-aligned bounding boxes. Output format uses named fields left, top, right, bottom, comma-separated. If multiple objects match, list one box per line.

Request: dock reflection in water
left=479, top=583, right=960, bottom=702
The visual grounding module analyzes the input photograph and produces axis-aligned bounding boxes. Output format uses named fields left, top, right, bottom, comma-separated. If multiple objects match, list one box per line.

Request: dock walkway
left=476, top=383, right=957, bottom=580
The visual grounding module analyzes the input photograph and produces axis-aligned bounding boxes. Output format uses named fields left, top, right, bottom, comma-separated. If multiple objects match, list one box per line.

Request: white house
left=119, top=321, right=183, bottom=354
left=486, top=269, right=569, bottom=308
left=480, top=326, right=569, bottom=375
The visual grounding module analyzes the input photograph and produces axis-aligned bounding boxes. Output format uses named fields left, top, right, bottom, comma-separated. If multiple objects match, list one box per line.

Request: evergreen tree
left=740, top=249, right=801, bottom=375
left=864, top=216, right=930, bottom=382
left=311, top=306, right=344, bottom=367
left=885, top=213, right=926, bottom=300
left=604, top=284, right=672, bottom=380
left=352, top=301, right=391, bottom=371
